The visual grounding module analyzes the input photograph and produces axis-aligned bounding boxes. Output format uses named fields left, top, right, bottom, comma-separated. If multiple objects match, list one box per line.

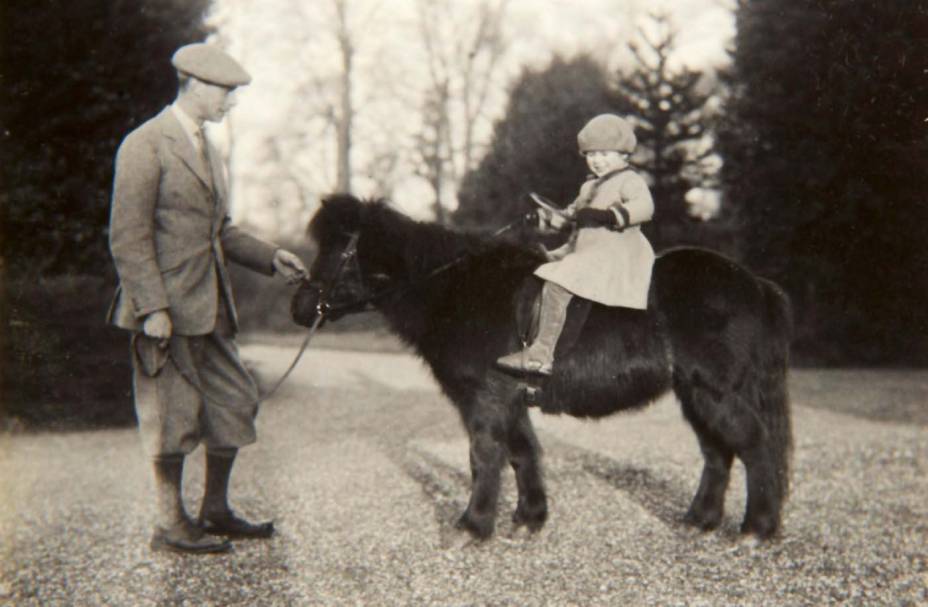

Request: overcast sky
left=505, top=0, right=734, bottom=68
left=211, top=0, right=735, bottom=233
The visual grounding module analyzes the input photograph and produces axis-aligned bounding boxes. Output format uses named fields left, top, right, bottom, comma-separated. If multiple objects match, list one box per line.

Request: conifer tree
left=1, top=0, right=211, bottom=277
left=717, top=0, right=928, bottom=363
left=613, top=13, right=719, bottom=250
left=454, top=56, right=621, bottom=228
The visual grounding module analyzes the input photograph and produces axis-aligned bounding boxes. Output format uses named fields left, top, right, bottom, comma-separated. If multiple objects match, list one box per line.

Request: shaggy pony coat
left=293, top=195, right=793, bottom=540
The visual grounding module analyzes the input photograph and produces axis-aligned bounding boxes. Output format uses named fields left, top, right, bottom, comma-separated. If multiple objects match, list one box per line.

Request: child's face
left=585, top=150, right=628, bottom=177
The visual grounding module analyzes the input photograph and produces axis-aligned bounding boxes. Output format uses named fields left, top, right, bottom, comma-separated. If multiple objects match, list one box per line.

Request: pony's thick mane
left=314, top=194, right=543, bottom=283
left=310, top=194, right=545, bottom=366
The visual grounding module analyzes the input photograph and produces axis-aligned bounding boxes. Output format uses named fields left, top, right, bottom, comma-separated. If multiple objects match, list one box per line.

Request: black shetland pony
left=293, top=194, right=793, bottom=540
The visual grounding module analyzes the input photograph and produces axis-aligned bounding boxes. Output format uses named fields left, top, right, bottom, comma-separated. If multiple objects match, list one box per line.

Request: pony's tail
left=758, top=278, right=794, bottom=501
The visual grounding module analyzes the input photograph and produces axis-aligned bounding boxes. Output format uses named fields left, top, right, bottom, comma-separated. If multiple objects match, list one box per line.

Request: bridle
left=171, top=232, right=363, bottom=409
left=315, top=231, right=383, bottom=318
left=310, top=231, right=368, bottom=317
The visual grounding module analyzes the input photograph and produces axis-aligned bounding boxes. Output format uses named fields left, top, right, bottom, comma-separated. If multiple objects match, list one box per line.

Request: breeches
left=131, top=332, right=260, bottom=457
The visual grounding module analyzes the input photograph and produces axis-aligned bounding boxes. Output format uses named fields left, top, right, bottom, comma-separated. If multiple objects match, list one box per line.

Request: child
left=497, top=113, right=655, bottom=375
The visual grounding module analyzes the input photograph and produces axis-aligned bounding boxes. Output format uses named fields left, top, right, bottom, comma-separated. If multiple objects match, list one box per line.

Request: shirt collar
left=170, top=103, right=202, bottom=149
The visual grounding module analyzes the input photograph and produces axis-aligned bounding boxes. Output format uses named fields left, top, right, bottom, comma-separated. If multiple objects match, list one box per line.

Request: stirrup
left=522, top=383, right=543, bottom=407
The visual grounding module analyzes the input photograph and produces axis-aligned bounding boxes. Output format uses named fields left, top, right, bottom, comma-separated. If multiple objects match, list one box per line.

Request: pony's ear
left=311, top=193, right=365, bottom=239
left=321, top=193, right=364, bottom=208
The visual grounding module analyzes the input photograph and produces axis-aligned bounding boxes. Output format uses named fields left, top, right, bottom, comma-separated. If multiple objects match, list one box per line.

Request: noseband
left=307, top=231, right=375, bottom=319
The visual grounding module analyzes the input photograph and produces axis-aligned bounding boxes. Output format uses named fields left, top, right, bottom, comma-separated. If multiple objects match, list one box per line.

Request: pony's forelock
left=309, top=194, right=413, bottom=241
left=309, top=194, right=364, bottom=242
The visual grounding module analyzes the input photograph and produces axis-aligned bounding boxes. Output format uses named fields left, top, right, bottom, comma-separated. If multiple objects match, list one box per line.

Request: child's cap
left=578, top=114, right=636, bottom=154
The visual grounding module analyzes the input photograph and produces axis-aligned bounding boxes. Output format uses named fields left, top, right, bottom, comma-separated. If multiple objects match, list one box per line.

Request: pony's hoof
left=740, top=515, right=780, bottom=541
left=511, top=507, right=547, bottom=533
left=454, top=512, right=494, bottom=541
left=683, top=509, right=722, bottom=532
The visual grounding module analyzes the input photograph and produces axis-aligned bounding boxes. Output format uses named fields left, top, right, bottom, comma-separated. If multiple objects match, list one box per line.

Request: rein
left=178, top=216, right=524, bottom=407
left=172, top=233, right=360, bottom=409
left=326, top=216, right=528, bottom=316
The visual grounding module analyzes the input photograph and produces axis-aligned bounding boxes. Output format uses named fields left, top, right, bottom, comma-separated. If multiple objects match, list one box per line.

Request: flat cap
left=171, top=43, right=251, bottom=87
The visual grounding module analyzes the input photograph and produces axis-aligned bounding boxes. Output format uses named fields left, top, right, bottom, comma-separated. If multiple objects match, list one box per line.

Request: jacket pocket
left=157, top=242, right=211, bottom=272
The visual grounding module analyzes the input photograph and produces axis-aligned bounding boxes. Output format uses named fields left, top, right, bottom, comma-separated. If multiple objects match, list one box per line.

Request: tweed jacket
left=534, top=169, right=655, bottom=308
left=107, top=107, right=278, bottom=335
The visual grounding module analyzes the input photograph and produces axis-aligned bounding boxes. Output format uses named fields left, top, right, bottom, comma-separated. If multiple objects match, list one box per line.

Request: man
left=108, top=43, right=308, bottom=554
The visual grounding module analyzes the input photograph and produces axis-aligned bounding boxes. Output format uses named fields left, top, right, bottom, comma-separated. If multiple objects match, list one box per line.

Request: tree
left=0, top=0, right=211, bottom=277
left=413, top=0, right=510, bottom=223
left=717, top=0, right=928, bottom=364
left=283, top=0, right=363, bottom=195
left=614, top=12, right=721, bottom=250
left=211, top=0, right=402, bottom=233
left=454, top=56, right=622, bottom=229
left=1, top=0, right=211, bottom=427
left=332, top=0, right=356, bottom=194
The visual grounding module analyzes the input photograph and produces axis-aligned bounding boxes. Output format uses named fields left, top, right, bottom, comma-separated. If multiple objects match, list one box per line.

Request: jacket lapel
left=159, top=109, right=213, bottom=192
left=157, top=108, right=228, bottom=236
left=205, top=141, right=229, bottom=237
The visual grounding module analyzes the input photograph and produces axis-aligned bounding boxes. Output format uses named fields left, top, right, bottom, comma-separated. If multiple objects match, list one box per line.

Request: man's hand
left=273, top=249, right=309, bottom=285
left=143, top=310, right=173, bottom=348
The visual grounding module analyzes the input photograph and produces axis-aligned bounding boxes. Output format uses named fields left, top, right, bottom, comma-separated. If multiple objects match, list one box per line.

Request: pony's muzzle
left=291, top=282, right=324, bottom=328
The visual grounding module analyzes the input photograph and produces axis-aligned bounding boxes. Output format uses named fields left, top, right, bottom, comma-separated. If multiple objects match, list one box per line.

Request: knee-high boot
left=150, top=455, right=231, bottom=554
left=496, top=281, right=573, bottom=376
left=197, top=448, right=274, bottom=539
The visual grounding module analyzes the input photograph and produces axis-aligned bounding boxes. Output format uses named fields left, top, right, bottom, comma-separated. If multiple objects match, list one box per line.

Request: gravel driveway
left=0, top=344, right=925, bottom=606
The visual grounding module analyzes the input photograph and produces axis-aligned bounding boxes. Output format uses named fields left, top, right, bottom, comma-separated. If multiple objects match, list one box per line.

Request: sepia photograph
left=1, top=0, right=926, bottom=605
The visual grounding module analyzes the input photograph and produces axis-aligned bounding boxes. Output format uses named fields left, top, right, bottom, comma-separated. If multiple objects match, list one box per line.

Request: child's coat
left=534, top=169, right=655, bottom=308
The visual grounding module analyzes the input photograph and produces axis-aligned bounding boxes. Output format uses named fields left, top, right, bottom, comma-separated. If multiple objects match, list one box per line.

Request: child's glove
left=548, top=210, right=571, bottom=230
left=576, top=208, right=619, bottom=228
left=530, top=207, right=571, bottom=232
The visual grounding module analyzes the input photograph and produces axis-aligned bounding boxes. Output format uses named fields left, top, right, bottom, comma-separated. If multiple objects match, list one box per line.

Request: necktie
left=196, top=128, right=216, bottom=192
